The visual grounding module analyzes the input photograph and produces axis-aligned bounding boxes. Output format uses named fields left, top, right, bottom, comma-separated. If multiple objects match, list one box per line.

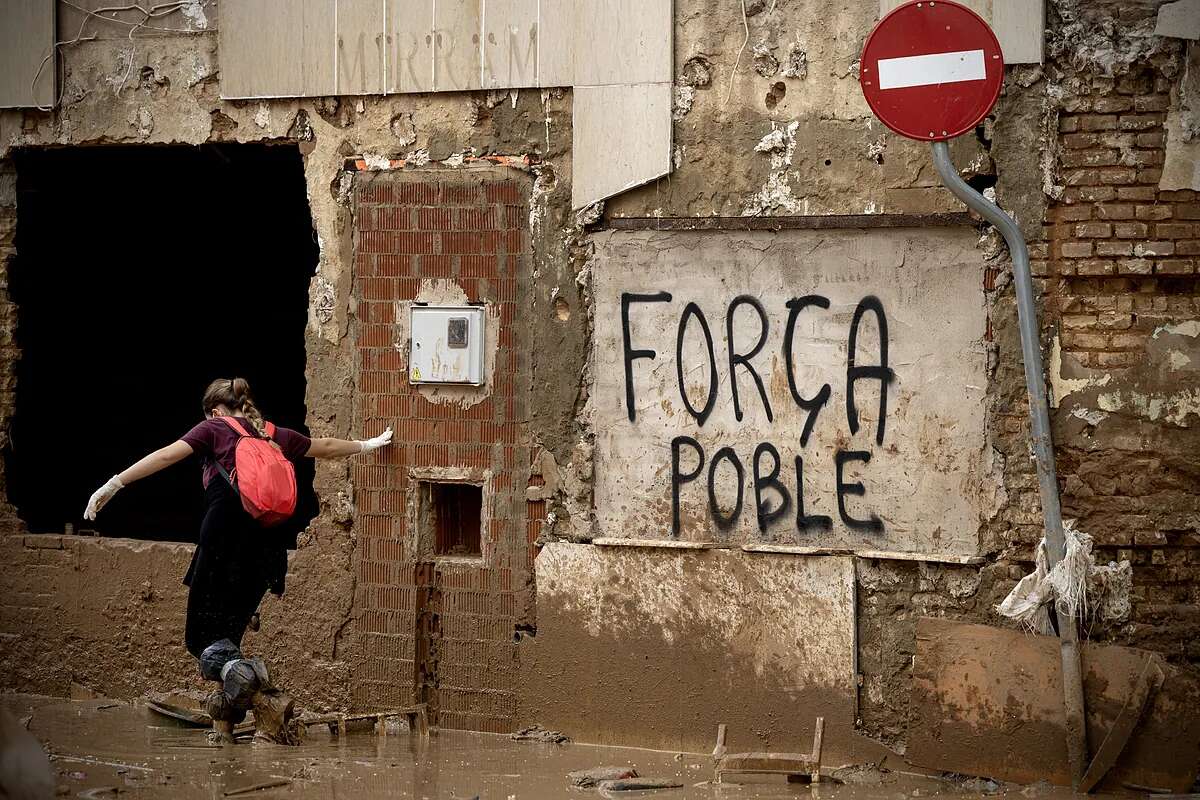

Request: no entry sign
left=860, top=0, right=1004, bottom=141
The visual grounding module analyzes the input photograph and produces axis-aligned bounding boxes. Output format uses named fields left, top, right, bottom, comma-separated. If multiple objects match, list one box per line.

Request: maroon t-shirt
left=180, top=417, right=312, bottom=487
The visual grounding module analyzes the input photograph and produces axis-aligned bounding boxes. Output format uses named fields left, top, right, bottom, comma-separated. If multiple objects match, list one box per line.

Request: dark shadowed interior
left=8, top=143, right=319, bottom=543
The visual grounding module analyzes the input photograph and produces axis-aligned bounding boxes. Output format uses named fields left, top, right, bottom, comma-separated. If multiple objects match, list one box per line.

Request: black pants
left=183, top=480, right=283, bottom=659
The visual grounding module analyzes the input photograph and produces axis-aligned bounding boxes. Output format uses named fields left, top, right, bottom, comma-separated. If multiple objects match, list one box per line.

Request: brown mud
left=6, top=695, right=1108, bottom=800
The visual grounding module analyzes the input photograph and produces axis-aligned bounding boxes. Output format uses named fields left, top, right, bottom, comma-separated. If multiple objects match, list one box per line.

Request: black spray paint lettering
left=794, top=456, right=832, bottom=532
left=726, top=296, right=774, bottom=423
left=668, top=441, right=872, bottom=537
left=783, top=295, right=832, bottom=447
left=846, top=296, right=894, bottom=446
left=671, top=436, right=704, bottom=535
left=621, top=292, right=673, bottom=422
left=621, top=292, right=893, bottom=536
left=753, top=443, right=791, bottom=531
left=707, top=447, right=745, bottom=530
left=676, top=302, right=718, bottom=426
left=835, top=450, right=883, bottom=532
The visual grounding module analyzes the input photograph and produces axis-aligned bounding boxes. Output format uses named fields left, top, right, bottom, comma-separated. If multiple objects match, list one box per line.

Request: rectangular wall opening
left=420, top=481, right=483, bottom=557
left=7, top=144, right=319, bottom=543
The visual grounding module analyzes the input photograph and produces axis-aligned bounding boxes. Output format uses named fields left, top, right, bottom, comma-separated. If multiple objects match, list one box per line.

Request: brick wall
left=1026, top=65, right=1200, bottom=662
left=351, top=169, right=532, bottom=731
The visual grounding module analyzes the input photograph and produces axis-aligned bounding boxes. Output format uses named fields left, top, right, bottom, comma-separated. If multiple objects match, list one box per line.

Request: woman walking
left=83, top=377, right=391, bottom=665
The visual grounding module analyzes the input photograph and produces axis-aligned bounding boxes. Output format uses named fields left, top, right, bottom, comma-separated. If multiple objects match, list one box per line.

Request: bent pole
left=931, top=141, right=1088, bottom=788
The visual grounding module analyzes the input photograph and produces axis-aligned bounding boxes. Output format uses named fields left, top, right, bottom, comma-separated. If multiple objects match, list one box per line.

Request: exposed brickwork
left=1023, top=65, right=1200, bottom=663
left=1034, top=70, right=1199, bottom=357
left=351, top=169, right=531, bottom=732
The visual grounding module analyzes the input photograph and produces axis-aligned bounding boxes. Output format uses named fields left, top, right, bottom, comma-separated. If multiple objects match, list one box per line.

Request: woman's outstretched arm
left=306, top=427, right=393, bottom=459
left=83, top=440, right=194, bottom=520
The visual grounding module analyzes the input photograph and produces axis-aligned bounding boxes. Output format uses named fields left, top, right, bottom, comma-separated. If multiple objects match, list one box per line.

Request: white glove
left=357, top=427, right=394, bottom=454
left=84, top=475, right=125, bottom=521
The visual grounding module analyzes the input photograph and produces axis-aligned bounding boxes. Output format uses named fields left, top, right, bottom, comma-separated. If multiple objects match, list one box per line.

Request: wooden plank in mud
left=907, top=618, right=1200, bottom=793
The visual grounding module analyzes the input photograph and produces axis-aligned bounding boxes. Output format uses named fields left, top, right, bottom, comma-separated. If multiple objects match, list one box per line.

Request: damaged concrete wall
left=995, top=0, right=1200, bottom=666
left=0, top=535, right=195, bottom=698
left=609, top=0, right=992, bottom=217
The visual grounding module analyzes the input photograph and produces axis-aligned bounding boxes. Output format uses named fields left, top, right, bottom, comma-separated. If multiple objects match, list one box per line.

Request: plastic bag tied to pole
left=996, top=521, right=1132, bottom=635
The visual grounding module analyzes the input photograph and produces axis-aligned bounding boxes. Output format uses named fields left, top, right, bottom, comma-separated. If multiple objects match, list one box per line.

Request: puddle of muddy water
left=4, top=695, right=1106, bottom=800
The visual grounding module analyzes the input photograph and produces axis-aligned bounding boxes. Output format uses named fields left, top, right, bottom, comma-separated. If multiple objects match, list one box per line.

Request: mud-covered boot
left=251, top=689, right=300, bottom=745
left=204, top=690, right=246, bottom=745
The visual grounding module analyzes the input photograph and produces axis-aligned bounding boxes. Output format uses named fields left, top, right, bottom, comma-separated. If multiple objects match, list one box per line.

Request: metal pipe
left=931, top=141, right=1088, bottom=788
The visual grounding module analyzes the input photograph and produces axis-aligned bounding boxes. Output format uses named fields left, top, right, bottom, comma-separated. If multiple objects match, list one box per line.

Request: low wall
left=0, top=534, right=196, bottom=698
left=0, top=533, right=356, bottom=712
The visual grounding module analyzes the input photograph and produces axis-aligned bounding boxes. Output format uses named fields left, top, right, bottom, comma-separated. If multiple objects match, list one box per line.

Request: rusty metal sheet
left=908, top=618, right=1200, bottom=793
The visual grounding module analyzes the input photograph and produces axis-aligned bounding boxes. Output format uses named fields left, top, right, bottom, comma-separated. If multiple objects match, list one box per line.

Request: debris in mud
left=510, top=724, right=570, bottom=744
left=223, top=778, right=292, bottom=795
left=596, top=777, right=684, bottom=791
left=909, top=617, right=1200, bottom=792
left=947, top=775, right=1004, bottom=794
left=829, top=763, right=889, bottom=785
left=996, top=520, right=1131, bottom=634
left=568, top=766, right=639, bottom=787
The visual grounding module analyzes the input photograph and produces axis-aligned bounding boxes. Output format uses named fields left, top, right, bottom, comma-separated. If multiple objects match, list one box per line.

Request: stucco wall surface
left=589, top=228, right=993, bottom=555
left=520, top=542, right=858, bottom=757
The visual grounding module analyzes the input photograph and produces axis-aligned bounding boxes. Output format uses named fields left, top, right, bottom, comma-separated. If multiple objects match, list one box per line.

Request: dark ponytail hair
left=202, top=377, right=268, bottom=436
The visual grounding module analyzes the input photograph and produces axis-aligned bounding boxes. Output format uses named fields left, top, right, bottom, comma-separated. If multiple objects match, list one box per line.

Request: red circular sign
left=860, top=0, right=1004, bottom=142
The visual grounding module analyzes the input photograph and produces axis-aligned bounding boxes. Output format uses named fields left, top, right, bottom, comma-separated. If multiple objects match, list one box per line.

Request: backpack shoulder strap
left=219, top=416, right=252, bottom=438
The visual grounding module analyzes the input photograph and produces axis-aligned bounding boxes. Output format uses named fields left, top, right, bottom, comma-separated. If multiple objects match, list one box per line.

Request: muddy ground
left=5, top=695, right=1111, bottom=800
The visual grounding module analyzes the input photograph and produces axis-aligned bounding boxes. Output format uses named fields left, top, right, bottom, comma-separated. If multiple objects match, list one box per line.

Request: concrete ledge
left=742, top=543, right=985, bottom=565
left=591, top=537, right=726, bottom=550
left=588, top=538, right=984, bottom=564
left=604, top=213, right=975, bottom=231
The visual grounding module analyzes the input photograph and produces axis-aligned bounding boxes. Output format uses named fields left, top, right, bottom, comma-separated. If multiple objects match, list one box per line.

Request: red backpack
left=214, top=416, right=298, bottom=527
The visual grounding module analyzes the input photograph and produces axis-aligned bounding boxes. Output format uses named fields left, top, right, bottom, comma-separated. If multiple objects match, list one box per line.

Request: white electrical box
left=410, top=306, right=486, bottom=385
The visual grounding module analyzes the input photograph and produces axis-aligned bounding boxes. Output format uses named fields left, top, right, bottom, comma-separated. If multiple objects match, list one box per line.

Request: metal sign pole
left=931, top=141, right=1088, bottom=787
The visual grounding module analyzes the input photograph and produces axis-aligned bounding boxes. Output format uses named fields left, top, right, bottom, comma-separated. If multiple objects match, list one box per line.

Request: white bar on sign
left=877, top=49, right=986, bottom=90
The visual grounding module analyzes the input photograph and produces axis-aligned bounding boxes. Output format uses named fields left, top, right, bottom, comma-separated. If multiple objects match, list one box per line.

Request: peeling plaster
left=1096, top=387, right=1200, bottom=427
left=744, top=120, right=802, bottom=215
left=1154, top=319, right=1200, bottom=338
left=253, top=103, right=271, bottom=130
left=180, top=0, right=210, bottom=30
left=1049, top=335, right=1112, bottom=407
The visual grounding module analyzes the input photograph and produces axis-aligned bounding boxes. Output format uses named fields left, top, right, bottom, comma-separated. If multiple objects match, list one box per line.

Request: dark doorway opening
left=8, top=143, right=319, bottom=543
